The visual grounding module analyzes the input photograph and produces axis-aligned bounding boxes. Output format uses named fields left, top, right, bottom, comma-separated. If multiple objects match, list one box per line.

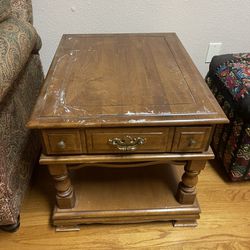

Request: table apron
left=39, top=147, right=214, bottom=165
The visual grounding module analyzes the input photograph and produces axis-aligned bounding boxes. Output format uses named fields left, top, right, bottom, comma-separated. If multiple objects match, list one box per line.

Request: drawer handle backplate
left=108, top=136, right=146, bottom=151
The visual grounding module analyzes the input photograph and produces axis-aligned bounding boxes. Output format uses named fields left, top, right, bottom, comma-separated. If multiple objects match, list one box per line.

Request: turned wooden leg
left=48, top=164, right=75, bottom=209
left=176, top=160, right=206, bottom=204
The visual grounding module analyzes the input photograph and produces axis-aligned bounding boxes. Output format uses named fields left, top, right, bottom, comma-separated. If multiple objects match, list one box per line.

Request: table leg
left=176, top=160, right=206, bottom=204
left=48, top=164, right=75, bottom=209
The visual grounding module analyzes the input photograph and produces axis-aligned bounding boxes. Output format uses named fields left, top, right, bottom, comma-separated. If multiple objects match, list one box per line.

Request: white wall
left=32, top=0, right=250, bottom=77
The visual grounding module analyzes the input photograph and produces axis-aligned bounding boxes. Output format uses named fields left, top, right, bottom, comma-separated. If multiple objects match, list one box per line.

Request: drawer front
left=171, top=126, right=212, bottom=152
left=42, top=129, right=86, bottom=155
left=86, top=128, right=174, bottom=154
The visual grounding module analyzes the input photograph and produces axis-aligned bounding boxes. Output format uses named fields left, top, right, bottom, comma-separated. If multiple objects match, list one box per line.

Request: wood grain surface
left=0, top=160, right=249, bottom=250
left=85, top=127, right=173, bottom=153
left=52, top=164, right=200, bottom=227
left=27, top=33, right=228, bottom=129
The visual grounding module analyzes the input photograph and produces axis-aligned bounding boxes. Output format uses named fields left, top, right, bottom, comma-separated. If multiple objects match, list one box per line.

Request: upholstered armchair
left=206, top=53, right=250, bottom=181
left=0, top=0, right=43, bottom=231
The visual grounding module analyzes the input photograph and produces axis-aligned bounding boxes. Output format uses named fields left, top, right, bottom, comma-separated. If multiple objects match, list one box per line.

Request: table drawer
left=171, top=126, right=212, bottom=152
left=86, top=127, right=173, bottom=154
left=42, top=129, right=86, bottom=155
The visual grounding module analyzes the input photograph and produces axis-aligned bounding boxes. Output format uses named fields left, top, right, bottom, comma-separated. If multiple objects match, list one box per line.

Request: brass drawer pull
left=108, top=135, right=146, bottom=151
left=57, top=140, right=66, bottom=149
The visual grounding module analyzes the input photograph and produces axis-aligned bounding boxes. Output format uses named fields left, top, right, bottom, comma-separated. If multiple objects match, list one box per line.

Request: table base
left=52, top=164, right=201, bottom=231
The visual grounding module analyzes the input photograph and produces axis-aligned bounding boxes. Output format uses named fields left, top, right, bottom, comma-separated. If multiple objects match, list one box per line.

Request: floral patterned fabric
left=216, top=54, right=250, bottom=101
left=206, top=53, right=250, bottom=181
left=0, top=0, right=11, bottom=22
left=212, top=54, right=250, bottom=122
left=0, top=0, right=44, bottom=226
left=0, top=16, right=38, bottom=102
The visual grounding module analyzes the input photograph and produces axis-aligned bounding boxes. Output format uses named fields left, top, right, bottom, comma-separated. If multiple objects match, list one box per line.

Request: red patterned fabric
left=216, top=53, right=250, bottom=100
left=206, top=53, right=250, bottom=181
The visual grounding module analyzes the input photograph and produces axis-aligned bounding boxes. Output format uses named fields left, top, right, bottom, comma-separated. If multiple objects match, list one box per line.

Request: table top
left=28, top=33, right=228, bottom=128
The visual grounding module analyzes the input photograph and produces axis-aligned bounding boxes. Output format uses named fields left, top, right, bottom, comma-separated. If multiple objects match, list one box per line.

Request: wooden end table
left=28, top=33, right=228, bottom=231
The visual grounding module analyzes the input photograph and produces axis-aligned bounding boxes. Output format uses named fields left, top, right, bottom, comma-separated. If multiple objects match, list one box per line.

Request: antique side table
left=28, top=33, right=228, bottom=231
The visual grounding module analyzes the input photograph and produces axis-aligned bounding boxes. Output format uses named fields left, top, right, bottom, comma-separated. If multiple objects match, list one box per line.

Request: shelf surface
left=53, top=163, right=200, bottom=227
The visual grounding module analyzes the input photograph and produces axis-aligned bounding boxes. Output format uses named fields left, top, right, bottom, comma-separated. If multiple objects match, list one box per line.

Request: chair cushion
left=0, top=17, right=38, bottom=101
left=10, top=0, right=33, bottom=23
left=209, top=53, right=250, bottom=121
left=0, top=0, right=11, bottom=22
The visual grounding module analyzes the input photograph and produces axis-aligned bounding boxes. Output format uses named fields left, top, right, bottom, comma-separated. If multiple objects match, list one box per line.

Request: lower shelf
left=53, top=163, right=201, bottom=230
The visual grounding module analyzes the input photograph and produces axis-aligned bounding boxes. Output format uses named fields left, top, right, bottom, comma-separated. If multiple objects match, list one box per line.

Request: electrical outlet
left=205, top=42, right=222, bottom=63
